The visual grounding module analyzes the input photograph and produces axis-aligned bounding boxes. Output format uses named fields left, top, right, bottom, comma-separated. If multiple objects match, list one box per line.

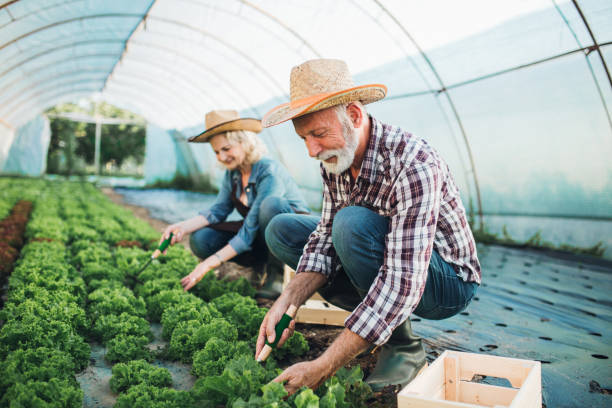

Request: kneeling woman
left=161, top=110, right=309, bottom=298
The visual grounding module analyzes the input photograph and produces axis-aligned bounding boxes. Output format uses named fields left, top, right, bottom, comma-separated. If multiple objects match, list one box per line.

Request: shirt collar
left=355, top=115, right=383, bottom=183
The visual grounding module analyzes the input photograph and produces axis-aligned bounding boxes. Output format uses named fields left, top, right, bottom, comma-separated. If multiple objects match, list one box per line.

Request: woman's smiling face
left=210, top=133, right=247, bottom=170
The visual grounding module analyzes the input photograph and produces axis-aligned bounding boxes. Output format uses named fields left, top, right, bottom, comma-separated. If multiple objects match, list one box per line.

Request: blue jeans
left=265, top=206, right=478, bottom=320
left=190, top=196, right=298, bottom=266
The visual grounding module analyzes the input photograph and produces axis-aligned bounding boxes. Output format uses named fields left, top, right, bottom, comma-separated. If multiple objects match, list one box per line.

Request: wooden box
left=398, top=350, right=541, bottom=408
left=283, top=265, right=350, bottom=327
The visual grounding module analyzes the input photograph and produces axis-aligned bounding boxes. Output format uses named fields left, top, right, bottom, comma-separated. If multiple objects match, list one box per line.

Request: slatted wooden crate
left=398, top=350, right=541, bottom=408
left=283, top=265, right=350, bottom=326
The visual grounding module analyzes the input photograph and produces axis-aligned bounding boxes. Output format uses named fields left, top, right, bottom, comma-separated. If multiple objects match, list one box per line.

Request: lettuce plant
left=109, top=359, right=172, bottom=394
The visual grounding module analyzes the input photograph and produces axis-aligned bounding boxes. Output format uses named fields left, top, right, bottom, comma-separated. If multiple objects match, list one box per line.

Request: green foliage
left=109, top=360, right=172, bottom=394
left=81, top=262, right=125, bottom=285
left=160, top=301, right=211, bottom=340
left=114, top=384, right=194, bottom=408
left=105, top=335, right=152, bottom=363
left=1, top=298, right=88, bottom=335
left=73, top=245, right=112, bottom=268
left=191, top=339, right=251, bottom=377
left=191, top=355, right=279, bottom=407
left=146, top=289, right=201, bottom=322
left=0, top=378, right=83, bottom=408
left=87, top=287, right=147, bottom=321
left=90, top=312, right=152, bottom=344
left=0, top=315, right=90, bottom=370
left=46, top=102, right=146, bottom=176
left=232, top=382, right=290, bottom=407
left=192, top=272, right=256, bottom=301
left=273, top=331, right=309, bottom=360
left=294, top=389, right=319, bottom=408
left=0, top=348, right=77, bottom=396
left=135, top=278, right=183, bottom=300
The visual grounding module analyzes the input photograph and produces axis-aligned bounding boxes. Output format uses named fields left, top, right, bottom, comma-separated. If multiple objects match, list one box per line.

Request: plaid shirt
left=296, top=116, right=481, bottom=345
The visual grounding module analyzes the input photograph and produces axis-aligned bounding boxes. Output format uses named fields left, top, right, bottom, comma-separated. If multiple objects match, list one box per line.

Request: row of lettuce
left=0, top=178, right=372, bottom=407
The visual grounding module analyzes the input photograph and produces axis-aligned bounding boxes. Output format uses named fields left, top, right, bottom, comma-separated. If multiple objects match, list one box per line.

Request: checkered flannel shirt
left=295, top=116, right=481, bottom=345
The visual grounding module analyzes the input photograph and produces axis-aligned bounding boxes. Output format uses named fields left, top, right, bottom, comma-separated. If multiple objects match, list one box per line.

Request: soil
left=102, top=187, right=400, bottom=407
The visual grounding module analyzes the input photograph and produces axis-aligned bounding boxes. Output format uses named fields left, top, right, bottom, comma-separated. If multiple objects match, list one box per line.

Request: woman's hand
left=180, top=258, right=218, bottom=291
left=160, top=223, right=186, bottom=253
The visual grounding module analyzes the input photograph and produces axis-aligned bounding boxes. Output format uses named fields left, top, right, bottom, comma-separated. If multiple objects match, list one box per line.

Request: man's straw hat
left=189, top=110, right=262, bottom=143
left=262, top=59, right=386, bottom=128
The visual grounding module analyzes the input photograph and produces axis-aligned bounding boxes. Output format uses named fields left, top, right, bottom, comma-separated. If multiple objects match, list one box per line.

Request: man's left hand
left=273, top=359, right=330, bottom=395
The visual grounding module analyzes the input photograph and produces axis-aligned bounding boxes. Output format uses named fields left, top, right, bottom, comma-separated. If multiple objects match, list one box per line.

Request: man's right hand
left=255, top=296, right=296, bottom=359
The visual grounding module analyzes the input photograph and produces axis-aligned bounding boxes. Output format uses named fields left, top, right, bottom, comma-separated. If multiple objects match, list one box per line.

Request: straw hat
left=189, top=110, right=262, bottom=143
left=262, top=59, right=386, bottom=128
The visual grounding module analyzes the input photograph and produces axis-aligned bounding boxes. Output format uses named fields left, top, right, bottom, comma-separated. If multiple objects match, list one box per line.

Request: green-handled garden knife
left=136, top=232, right=174, bottom=275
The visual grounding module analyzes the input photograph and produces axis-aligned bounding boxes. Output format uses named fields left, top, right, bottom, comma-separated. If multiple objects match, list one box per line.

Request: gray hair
left=224, top=130, right=268, bottom=165
left=332, top=101, right=366, bottom=136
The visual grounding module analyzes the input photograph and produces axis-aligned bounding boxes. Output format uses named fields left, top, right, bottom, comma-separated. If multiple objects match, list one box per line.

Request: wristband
left=213, top=253, right=224, bottom=265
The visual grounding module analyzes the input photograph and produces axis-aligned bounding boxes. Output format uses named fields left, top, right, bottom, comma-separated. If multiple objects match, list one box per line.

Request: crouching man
left=256, top=59, right=481, bottom=394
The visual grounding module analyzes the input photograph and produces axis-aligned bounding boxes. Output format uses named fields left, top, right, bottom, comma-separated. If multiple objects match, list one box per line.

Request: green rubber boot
left=365, top=319, right=427, bottom=391
left=256, top=256, right=284, bottom=299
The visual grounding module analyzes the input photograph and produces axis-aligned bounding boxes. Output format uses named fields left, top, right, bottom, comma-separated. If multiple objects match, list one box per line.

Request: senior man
left=256, top=59, right=481, bottom=393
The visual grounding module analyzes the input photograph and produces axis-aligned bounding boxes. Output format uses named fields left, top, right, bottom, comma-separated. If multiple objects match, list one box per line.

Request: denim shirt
left=199, top=157, right=309, bottom=254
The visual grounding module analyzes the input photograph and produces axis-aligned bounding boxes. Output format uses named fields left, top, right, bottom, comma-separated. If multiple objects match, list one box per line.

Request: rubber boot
left=365, top=319, right=427, bottom=391
left=255, top=256, right=284, bottom=299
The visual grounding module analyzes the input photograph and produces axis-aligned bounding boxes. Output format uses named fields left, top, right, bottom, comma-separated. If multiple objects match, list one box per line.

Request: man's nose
left=305, top=139, right=322, bottom=158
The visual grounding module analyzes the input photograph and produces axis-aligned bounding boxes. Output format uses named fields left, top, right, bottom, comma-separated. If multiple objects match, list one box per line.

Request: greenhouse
left=0, top=0, right=610, bottom=407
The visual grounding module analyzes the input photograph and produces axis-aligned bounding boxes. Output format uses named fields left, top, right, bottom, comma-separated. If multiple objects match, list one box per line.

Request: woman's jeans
left=190, top=196, right=298, bottom=267
left=265, top=205, right=478, bottom=320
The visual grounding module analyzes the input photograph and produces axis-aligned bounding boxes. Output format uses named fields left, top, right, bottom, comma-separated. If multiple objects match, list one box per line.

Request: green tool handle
left=265, top=313, right=293, bottom=349
left=159, top=232, right=173, bottom=252
left=152, top=232, right=173, bottom=259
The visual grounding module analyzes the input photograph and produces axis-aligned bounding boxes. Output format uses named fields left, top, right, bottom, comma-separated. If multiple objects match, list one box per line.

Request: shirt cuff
left=345, top=302, right=394, bottom=346
left=228, top=235, right=249, bottom=254
left=295, top=253, right=334, bottom=278
left=199, top=209, right=219, bottom=225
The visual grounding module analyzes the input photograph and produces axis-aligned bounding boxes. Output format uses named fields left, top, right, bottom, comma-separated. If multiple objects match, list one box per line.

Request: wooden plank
left=509, top=362, right=541, bottom=408
left=295, top=299, right=350, bottom=326
left=444, top=355, right=459, bottom=401
left=459, top=382, right=517, bottom=406
left=456, top=351, right=537, bottom=388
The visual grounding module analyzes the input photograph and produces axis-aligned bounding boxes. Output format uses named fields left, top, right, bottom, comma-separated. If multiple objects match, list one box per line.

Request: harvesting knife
left=136, top=232, right=174, bottom=275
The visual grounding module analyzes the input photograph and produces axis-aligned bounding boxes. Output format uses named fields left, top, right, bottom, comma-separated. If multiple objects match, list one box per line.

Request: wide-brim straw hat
left=189, top=110, right=262, bottom=143
left=262, top=59, right=386, bottom=128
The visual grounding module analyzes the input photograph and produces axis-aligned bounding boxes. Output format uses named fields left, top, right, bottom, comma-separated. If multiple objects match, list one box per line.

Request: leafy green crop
left=191, top=338, right=251, bottom=377
left=0, top=347, right=77, bottom=397
left=160, top=301, right=212, bottom=340
left=87, top=287, right=147, bottom=321
left=114, top=384, right=194, bottom=408
left=0, top=314, right=90, bottom=370
left=91, top=312, right=152, bottom=344
left=191, top=355, right=280, bottom=407
left=109, top=359, right=172, bottom=394
left=105, top=334, right=152, bottom=363
left=0, top=378, right=83, bottom=408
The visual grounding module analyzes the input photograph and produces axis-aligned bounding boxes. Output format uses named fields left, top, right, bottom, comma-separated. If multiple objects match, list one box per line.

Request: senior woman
left=160, top=110, right=309, bottom=299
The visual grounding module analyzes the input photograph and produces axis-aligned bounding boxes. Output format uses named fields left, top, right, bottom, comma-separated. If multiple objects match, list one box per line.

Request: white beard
left=318, top=121, right=359, bottom=175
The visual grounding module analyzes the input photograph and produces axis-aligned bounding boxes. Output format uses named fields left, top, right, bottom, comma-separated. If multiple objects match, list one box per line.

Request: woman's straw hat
left=262, top=59, right=386, bottom=128
left=189, top=110, right=262, bottom=143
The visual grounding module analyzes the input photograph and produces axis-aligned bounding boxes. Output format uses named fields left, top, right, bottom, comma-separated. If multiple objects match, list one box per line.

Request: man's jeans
left=265, top=206, right=478, bottom=320
left=190, top=196, right=298, bottom=266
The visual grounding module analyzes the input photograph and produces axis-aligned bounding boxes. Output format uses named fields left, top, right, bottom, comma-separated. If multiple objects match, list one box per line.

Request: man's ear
left=346, top=102, right=363, bottom=128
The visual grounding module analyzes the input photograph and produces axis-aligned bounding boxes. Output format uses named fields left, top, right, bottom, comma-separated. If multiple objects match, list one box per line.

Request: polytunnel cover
left=0, top=0, right=611, bottom=407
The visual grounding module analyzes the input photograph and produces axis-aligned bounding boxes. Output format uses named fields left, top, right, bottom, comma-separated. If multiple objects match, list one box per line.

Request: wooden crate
left=398, top=350, right=541, bottom=408
left=283, top=265, right=350, bottom=327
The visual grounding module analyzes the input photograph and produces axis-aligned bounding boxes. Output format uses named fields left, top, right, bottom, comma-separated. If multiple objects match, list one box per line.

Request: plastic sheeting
left=1, top=114, right=49, bottom=175
left=0, top=0, right=611, bottom=250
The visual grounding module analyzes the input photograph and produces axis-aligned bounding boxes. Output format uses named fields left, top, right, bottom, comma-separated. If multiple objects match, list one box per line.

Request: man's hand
left=255, top=297, right=296, bottom=359
left=273, top=360, right=331, bottom=395
left=180, top=259, right=217, bottom=291
left=273, top=328, right=371, bottom=394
